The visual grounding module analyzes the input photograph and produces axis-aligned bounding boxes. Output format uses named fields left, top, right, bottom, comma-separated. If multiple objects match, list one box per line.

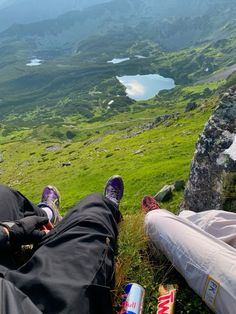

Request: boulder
left=155, top=185, right=173, bottom=202
left=173, top=180, right=185, bottom=191
left=181, top=87, right=236, bottom=212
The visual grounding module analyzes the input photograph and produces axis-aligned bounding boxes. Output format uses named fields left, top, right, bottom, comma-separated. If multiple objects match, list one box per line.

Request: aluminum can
left=120, top=283, right=145, bottom=314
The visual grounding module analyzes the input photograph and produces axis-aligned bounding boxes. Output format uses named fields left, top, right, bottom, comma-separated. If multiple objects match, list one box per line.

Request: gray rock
left=181, top=88, right=236, bottom=212
left=140, top=112, right=180, bottom=131
left=45, top=145, right=61, bottom=152
left=173, top=180, right=185, bottom=191
left=20, top=160, right=31, bottom=167
left=62, top=161, right=71, bottom=167
left=134, top=149, right=144, bottom=155
left=155, top=185, right=173, bottom=202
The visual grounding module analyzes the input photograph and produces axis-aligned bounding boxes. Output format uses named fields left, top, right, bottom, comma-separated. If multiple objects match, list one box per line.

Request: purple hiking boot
left=104, top=175, right=124, bottom=208
left=38, top=185, right=61, bottom=225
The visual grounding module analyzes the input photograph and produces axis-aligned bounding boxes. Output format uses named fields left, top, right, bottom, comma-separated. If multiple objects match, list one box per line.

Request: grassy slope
left=0, top=32, right=235, bottom=130
left=0, top=6, right=235, bottom=312
left=0, top=81, right=222, bottom=313
left=0, top=23, right=232, bottom=313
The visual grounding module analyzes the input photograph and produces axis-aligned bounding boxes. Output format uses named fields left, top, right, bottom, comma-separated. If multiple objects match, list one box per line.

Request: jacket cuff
left=0, top=224, right=10, bottom=249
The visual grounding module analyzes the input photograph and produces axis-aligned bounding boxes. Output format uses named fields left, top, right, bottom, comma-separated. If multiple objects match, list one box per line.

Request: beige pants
left=145, top=209, right=236, bottom=314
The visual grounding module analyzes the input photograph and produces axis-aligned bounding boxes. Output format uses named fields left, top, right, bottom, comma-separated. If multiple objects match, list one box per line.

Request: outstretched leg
left=179, top=209, right=236, bottom=248
left=6, top=192, right=121, bottom=314
left=145, top=209, right=236, bottom=314
left=0, top=185, right=45, bottom=221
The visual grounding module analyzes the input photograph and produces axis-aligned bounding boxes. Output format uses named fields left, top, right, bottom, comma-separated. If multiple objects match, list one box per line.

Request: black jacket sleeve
left=0, top=224, right=10, bottom=249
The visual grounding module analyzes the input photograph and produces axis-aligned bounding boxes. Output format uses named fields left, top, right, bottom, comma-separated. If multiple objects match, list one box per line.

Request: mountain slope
left=0, top=0, right=235, bottom=136
left=0, top=0, right=111, bottom=31
left=1, top=0, right=235, bottom=52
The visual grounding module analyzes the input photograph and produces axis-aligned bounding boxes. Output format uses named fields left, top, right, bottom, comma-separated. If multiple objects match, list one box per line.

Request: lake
left=26, top=58, right=43, bottom=66
left=116, top=74, right=175, bottom=101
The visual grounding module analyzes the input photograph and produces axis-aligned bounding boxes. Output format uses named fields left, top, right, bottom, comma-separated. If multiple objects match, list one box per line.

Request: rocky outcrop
left=181, top=87, right=236, bottom=212
left=140, top=112, right=180, bottom=131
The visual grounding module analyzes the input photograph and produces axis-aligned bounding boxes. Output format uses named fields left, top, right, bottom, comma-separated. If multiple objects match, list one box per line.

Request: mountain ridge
left=1, top=0, right=235, bottom=52
left=0, top=0, right=111, bottom=31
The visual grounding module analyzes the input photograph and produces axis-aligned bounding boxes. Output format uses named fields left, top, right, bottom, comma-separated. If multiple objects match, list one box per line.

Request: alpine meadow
left=0, top=0, right=236, bottom=313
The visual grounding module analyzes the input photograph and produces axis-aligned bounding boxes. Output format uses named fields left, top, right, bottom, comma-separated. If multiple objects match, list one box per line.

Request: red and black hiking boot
left=141, top=195, right=160, bottom=214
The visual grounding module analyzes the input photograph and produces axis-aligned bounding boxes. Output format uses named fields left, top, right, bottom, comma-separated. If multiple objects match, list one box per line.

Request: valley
left=0, top=0, right=235, bottom=312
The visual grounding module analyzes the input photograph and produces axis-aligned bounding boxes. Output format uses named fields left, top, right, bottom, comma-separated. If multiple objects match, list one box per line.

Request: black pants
left=0, top=185, right=46, bottom=269
left=0, top=184, right=46, bottom=221
left=0, top=190, right=119, bottom=314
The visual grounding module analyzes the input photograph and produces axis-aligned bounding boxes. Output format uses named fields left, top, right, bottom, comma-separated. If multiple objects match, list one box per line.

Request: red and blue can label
left=120, top=283, right=145, bottom=314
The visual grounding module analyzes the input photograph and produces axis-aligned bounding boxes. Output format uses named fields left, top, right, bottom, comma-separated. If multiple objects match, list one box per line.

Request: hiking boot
left=141, top=195, right=160, bottom=214
left=104, top=175, right=124, bottom=208
left=38, top=185, right=61, bottom=224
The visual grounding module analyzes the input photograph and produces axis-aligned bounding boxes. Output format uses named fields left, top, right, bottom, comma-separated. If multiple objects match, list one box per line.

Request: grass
left=0, top=93, right=215, bottom=213
left=0, top=10, right=234, bottom=312
left=114, top=213, right=212, bottom=313
left=0, top=84, right=220, bottom=313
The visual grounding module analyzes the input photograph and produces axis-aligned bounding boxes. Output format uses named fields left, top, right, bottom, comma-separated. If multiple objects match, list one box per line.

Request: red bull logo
left=119, top=283, right=145, bottom=314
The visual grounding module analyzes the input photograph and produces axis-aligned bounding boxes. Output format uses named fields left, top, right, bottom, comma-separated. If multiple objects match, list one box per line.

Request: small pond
left=116, top=74, right=175, bottom=101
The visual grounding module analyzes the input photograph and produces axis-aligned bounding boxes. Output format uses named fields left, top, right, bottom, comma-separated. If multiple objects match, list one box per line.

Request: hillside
left=0, top=1, right=235, bottom=312
left=0, top=82, right=221, bottom=313
left=0, top=0, right=235, bottom=134
left=0, top=34, right=235, bottom=140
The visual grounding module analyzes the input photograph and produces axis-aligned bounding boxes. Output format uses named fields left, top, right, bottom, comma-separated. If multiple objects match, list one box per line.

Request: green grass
left=0, top=90, right=217, bottom=214
left=115, top=213, right=212, bottom=313
left=0, top=85, right=220, bottom=313
left=0, top=12, right=234, bottom=312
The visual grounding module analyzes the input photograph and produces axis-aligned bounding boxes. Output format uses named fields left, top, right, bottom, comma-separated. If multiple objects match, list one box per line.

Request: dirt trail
left=201, top=64, right=236, bottom=82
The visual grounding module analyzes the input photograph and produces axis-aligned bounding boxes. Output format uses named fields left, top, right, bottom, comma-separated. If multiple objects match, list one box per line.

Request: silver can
left=120, top=283, right=145, bottom=314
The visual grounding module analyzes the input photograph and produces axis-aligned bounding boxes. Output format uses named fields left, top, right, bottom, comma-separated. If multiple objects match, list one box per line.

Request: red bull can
left=119, top=283, right=145, bottom=314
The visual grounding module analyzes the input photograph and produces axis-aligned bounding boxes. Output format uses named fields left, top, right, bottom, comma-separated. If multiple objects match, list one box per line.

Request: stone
left=62, top=162, right=71, bottom=167
left=181, top=88, right=236, bottom=212
left=154, top=185, right=173, bottom=202
left=173, top=180, right=185, bottom=191
left=45, top=145, right=61, bottom=152
left=134, top=149, right=144, bottom=155
left=105, top=153, right=113, bottom=158
left=139, top=112, right=180, bottom=131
